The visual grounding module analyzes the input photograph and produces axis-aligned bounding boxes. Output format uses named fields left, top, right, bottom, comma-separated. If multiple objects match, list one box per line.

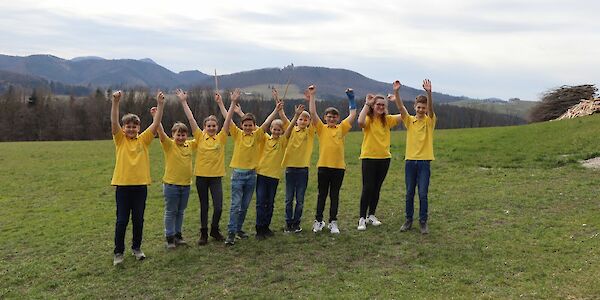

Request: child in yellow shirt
left=307, top=86, right=356, bottom=234
left=110, top=90, right=164, bottom=266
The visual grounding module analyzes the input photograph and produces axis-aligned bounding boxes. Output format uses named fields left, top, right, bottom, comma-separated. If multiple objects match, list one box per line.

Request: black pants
left=195, top=176, right=223, bottom=230
left=359, top=158, right=390, bottom=218
left=114, top=185, right=147, bottom=254
left=315, top=167, right=345, bottom=222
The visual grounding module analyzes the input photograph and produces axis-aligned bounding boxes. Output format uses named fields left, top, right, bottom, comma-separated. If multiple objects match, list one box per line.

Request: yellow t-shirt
left=256, top=134, right=289, bottom=179
left=402, top=113, right=436, bottom=160
left=359, top=115, right=400, bottom=159
left=193, top=129, right=228, bottom=177
left=111, top=128, right=155, bottom=185
left=282, top=125, right=315, bottom=168
left=315, top=120, right=352, bottom=169
left=229, top=125, right=266, bottom=169
left=161, top=138, right=198, bottom=185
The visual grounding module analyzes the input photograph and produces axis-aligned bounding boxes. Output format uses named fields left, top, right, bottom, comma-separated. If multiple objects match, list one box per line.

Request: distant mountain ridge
left=0, top=54, right=469, bottom=102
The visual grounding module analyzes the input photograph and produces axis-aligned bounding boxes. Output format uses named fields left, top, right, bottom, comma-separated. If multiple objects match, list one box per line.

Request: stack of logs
left=554, top=98, right=600, bottom=120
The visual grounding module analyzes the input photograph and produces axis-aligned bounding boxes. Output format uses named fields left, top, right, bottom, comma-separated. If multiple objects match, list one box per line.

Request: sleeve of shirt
left=229, top=124, right=241, bottom=139
left=113, top=130, right=124, bottom=145
left=140, top=128, right=155, bottom=145
left=430, top=113, right=437, bottom=128
left=363, top=115, right=371, bottom=130
left=387, top=115, right=400, bottom=128
left=341, top=119, right=352, bottom=135
left=161, top=137, right=172, bottom=150
left=193, top=128, right=203, bottom=139
left=254, top=127, right=266, bottom=143
left=401, top=114, right=410, bottom=129
left=217, top=129, right=228, bottom=144
left=315, top=121, right=324, bottom=135
left=189, top=139, right=198, bottom=151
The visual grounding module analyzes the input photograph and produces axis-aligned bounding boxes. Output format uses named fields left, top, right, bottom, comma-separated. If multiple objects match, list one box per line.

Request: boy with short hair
left=110, top=90, right=164, bottom=265
left=393, top=79, right=436, bottom=234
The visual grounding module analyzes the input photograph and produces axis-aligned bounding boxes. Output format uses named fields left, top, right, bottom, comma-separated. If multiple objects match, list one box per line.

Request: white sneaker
left=357, top=217, right=367, bottom=231
left=113, top=253, right=124, bottom=266
left=367, top=215, right=382, bottom=226
left=132, top=249, right=146, bottom=260
left=312, top=220, right=325, bottom=233
left=328, top=221, right=340, bottom=234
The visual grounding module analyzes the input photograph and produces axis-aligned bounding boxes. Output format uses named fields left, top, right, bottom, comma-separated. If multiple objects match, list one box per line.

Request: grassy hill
left=1, top=115, right=599, bottom=298
left=449, top=99, right=537, bottom=120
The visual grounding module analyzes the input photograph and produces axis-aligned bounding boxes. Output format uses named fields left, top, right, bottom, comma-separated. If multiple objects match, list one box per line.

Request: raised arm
left=214, top=92, right=228, bottom=119
left=285, top=104, right=304, bottom=139
left=233, top=103, right=245, bottom=118
left=272, top=88, right=290, bottom=125
left=357, top=94, right=375, bottom=129
left=150, top=107, right=168, bottom=142
left=110, top=91, right=122, bottom=135
left=260, top=99, right=284, bottom=132
left=147, top=91, right=165, bottom=133
left=344, top=88, right=357, bottom=124
left=222, top=89, right=240, bottom=134
left=176, top=89, right=200, bottom=133
left=307, top=85, right=321, bottom=125
left=392, top=80, right=409, bottom=120
left=423, top=79, right=434, bottom=116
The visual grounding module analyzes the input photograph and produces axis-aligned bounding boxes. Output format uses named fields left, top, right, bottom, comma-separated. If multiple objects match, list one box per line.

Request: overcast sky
left=1, top=0, right=599, bottom=100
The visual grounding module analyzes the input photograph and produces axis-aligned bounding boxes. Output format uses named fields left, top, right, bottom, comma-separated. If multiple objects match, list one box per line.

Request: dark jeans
left=195, top=176, right=223, bottom=230
left=316, top=167, right=345, bottom=222
left=285, top=167, right=309, bottom=225
left=405, top=160, right=431, bottom=222
left=114, top=185, right=147, bottom=254
left=255, top=174, right=279, bottom=228
left=359, top=158, right=390, bottom=218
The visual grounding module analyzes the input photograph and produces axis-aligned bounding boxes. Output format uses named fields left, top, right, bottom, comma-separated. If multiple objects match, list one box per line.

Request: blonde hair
left=367, top=95, right=387, bottom=127
left=171, top=122, right=188, bottom=135
left=271, top=119, right=284, bottom=129
left=203, top=115, right=218, bottom=125
left=300, top=111, right=311, bottom=119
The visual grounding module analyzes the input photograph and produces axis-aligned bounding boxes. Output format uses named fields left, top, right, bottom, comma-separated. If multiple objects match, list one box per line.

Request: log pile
left=529, top=84, right=597, bottom=122
left=554, top=98, right=600, bottom=120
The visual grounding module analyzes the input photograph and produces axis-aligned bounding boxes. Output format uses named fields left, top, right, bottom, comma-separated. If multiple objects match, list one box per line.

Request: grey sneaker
left=419, top=221, right=429, bottom=234
left=113, top=253, right=124, bottom=266
left=225, top=232, right=236, bottom=246
left=294, top=223, right=303, bottom=233
left=312, top=220, right=325, bottom=233
left=236, top=230, right=249, bottom=240
left=174, top=233, right=187, bottom=246
left=284, top=224, right=293, bottom=233
left=166, top=236, right=176, bottom=249
left=400, top=220, right=413, bottom=232
left=132, top=249, right=146, bottom=260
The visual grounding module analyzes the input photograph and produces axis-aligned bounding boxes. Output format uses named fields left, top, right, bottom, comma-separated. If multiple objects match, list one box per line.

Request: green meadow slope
left=1, top=115, right=599, bottom=298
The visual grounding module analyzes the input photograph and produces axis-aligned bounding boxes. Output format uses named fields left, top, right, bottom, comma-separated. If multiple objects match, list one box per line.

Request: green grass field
left=449, top=99, right=537, bottom=120
left=1, top=115, right=599, bottom=299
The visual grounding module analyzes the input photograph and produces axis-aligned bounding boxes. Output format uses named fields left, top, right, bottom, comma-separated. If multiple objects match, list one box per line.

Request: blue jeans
left=227, top=169, right=257, bottom=233
left=285, top=167, right=309, bottom=225
left=256, top=174, right=279, bottom=228
left=163, top=183, right=191, bottom=237
left=114, top=185, right=147, bottom=254
left=405, top=160, right=431, bottom=222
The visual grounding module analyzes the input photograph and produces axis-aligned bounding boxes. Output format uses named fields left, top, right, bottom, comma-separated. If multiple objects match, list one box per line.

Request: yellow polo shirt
left=161, top=138, right=198, bottom=185
left=359, top=115, right=399, bottom=159
left=229, top=125, right=266, bottom=169
left=111, top=128, right=155, bottom=185
left=193, top=129, right=228, bottom=177
left=256, top=134, right=289, bottom=179
left=402, top=113, right=436, bottom=160
left=282, top=125, right=315, bottom=168
left=315, top=120, right=352, bottom=169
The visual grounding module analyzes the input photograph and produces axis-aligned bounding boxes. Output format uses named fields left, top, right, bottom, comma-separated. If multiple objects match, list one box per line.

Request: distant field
left=1, top=115, right=599, bottom=298
left=241, top=83, right=304, bottom=100
left=449, top=99, right=537, bottom=120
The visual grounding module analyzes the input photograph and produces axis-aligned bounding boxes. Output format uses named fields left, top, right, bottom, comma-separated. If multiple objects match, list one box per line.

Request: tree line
left=0, top=86, right=525, bottom=142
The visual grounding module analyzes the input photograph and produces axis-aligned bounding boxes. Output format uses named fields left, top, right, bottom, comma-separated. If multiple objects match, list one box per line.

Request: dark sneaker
left=113, top=253, right=124, bottom=266
left=210, top=228, right=225, bottom=241
left=294, top=223, right=303, bottom=233
left=225, top=232, right=236, bottom=246
left=255, top=231, right=266, bottom=240
left=400, top=220, right=413, bottom=232
left=174, top=232, right=187, bottom=246
left=419, top=221, right=429, bottom=234
left=166, top=236, right=176, bottom=249
left=198, top=229, right=208, bottom=246
left=284, top=224, right=293, bottom=233
left=264, top=227, right=275, bottom=237
left=132, top=249, right=146, bottom=260
left=236, top=230, right=249, bottom=239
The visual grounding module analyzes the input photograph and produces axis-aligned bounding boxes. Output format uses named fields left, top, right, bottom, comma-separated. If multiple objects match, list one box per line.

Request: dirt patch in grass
left=581, top=157, right=600, bottom=169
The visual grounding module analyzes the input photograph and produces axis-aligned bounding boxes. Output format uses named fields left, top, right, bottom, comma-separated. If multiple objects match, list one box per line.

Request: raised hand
left=422, top=79, right=432, bottom=93
left=156, top=90, right=165, bottom=105
left=308, top=85, right=316, bottom=95
left=150, top=106, right=157, bottom=116
left=345, top=88, right=354, bottom=99
left=214, top=92, right=223, bottom=104
left=112, top=90, right=122, bottom=103
left=230, top=88, right=241, bottom=103
left=294, top=104, right=305, bottom=116
left=393, top=80, right=401, bottom=92
left=387, top=94, right=396, bottom=101
left=175, top=89, right=187, bottom=103
left=276, top=100, right=284, bottom=111
left=233, top=103, right=243, bottom=115
left=365, top=94, right=375, bottom=106
left=272, top=88, right=280, bottom=101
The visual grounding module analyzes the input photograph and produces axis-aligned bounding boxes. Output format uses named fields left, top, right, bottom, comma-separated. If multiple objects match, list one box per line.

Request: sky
left=0, top=0, right=599, bottom=100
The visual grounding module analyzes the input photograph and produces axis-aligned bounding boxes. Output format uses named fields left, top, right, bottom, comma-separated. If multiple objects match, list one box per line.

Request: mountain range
left=0, top=54, right=471, bottom=102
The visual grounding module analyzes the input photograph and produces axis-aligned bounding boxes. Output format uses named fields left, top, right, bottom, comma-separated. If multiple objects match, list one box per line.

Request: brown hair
left=171, top=122, right=188, bottom=135
left=203, top=115, right=218, bottom=125
left=324, top=107, right=339, bottom=116
left=415, top=95, right=428, bottom=105
left=366, top=95, right=387, bottom=127
left=241, top=113, right=256, bottom=125
left=121, top=113, right=140, bottom=125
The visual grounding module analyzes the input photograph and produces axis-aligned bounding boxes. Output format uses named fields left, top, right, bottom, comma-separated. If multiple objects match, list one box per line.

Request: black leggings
left=359, top=158, right=390, bottom=218
left=195, top=176, right=223, bottom=230
left=315, top=167, right=345, bottom=222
